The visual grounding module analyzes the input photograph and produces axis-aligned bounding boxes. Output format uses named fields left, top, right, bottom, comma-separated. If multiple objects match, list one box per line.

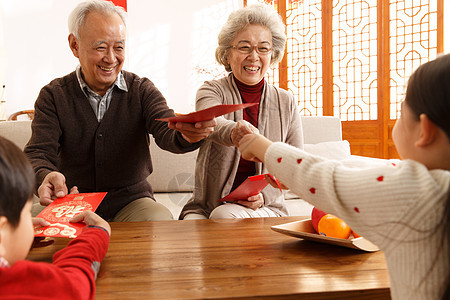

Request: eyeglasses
left=230, top=42, right=272, bottom=55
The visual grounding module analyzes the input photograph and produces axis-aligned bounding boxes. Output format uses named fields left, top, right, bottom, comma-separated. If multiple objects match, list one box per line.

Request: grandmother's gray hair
left=215, top=4, right=286, bottom=72
left=68, top=0, right=127, bottom=39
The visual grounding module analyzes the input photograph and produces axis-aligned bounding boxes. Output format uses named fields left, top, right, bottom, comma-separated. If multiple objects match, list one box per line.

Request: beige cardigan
left=179, top=75, right=303, bottom=218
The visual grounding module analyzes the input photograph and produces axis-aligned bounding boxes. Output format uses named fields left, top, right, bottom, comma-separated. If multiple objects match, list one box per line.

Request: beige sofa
left=0, top=116, right=349, bottom=218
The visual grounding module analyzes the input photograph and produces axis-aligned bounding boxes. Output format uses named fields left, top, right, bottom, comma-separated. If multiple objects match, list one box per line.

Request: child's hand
left=238, top=134, right=272, bottom=162
left=33, top=217, right=50, bottom=228
left=32, top=218, right=54, bottom=248
left=231, top=120, right=259, bottom=147
left=264, top=174, right=288, bottom=190
left=69, top=211, right=111, bottom=236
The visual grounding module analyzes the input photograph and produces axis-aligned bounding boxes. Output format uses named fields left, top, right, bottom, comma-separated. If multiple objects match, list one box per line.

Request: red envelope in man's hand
left=218, top=174, right=270, bottom=202
left=156, top=103, right=258, bottom=123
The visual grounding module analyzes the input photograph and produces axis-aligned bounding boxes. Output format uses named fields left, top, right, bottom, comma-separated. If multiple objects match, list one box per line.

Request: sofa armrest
left=0, top=120, right=32, bottom=149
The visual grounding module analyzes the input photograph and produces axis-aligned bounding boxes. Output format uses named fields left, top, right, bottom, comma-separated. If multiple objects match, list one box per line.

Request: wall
left=0, top=0, right=240, bottom=118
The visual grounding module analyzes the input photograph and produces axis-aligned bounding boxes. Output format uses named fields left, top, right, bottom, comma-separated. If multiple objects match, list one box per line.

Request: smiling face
left=0, top=201, right=34, bottom=266
left=227, top=24, right=272, bottom=85
left=69, top=11, right=126, bottom=96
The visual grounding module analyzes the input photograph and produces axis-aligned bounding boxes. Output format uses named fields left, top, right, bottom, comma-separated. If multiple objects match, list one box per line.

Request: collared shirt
left=75, top=65, right=128, bottom=122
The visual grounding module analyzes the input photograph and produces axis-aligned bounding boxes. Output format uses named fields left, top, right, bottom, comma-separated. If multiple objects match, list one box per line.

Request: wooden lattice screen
left=249, top=0, right=443, bottom=158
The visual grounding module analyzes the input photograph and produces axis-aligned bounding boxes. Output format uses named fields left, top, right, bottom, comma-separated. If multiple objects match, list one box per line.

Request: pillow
left=303, top=140, right=351, bottom=160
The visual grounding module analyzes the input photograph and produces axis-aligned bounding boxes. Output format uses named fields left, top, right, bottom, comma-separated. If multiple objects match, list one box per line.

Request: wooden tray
left=271, top=219, right=380, bottom=252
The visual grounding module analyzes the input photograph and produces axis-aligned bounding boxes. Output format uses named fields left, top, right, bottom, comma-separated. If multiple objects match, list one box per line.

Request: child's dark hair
left=406, top=53, right=450, bottom=139
left=405, top=53, right=450, bottom=299
left=0, top=136, right=35, bottom=227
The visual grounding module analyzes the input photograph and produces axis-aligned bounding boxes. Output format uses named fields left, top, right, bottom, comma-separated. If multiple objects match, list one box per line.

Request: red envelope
left=34, top=192, right=107, bottom=238
left=156, top=103, right=258, bottom=123
left=218, top=174, right=269, bottom=202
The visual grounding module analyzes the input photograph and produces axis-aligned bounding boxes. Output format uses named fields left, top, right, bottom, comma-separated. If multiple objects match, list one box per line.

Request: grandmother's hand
left=231, top=120, right=259, bottom=147
left=237, top=193, right=264, bottom=210
left=169, top=119, right=216, bottom=143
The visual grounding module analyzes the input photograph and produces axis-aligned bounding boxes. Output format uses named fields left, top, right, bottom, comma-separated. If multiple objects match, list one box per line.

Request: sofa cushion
left=301, top=116, right=342, bottom=144
left=303, top=140, right=351, bottom=160
left=147, top=135, right=198, bottom=192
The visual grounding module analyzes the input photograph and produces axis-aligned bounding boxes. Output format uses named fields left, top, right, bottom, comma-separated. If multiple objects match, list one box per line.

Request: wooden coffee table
left=27, top=216, right=391, bottom=299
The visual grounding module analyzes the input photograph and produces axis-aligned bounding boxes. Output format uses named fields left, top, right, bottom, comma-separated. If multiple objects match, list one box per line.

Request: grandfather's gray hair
left=68, top=0, right=127, bottom=39
left=216, top=4, right=286, bottom=72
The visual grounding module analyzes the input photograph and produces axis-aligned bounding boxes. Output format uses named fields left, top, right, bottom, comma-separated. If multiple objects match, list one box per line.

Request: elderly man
left=24, top=0, right=215, bottom=222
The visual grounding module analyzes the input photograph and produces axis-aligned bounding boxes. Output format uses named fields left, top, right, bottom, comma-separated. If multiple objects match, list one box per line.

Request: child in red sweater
left=0, top=136, right=110, bottom=299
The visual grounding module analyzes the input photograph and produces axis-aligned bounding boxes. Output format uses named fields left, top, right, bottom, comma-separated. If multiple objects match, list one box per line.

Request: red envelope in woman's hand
left=219, top=174, right=270, bottom=202
left=156, top=103, right=258, bottom=123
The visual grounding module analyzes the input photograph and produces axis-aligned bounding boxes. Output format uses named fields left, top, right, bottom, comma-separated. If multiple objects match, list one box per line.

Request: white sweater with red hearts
left=265, top=142, right=450, bottom=300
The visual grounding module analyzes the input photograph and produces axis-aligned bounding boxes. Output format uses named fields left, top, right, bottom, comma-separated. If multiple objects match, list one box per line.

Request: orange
left=317, top=214, right=351, bottom=239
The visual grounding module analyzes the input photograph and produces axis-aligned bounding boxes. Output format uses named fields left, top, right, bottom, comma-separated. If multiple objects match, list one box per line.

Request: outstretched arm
left=231, top=120, right=259, bottom=147
left=238, top=133, right=273, bottom=163
left=168, top=118, right=216, bottom=144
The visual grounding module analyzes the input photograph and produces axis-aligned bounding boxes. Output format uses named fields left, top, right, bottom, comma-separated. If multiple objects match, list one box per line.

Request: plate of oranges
left=271, top=207, right=380, bottom=252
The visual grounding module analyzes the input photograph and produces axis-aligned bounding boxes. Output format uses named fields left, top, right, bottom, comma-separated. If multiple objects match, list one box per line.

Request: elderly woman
left=180, top=4, right=303, bottom=219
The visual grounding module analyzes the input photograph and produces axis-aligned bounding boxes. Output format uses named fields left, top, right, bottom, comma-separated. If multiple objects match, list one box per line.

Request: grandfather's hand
left=231, top=120, right=259, bottom=147
left=236, top=193, right=264, bottom=210
left=38, top=171, right=79, bottom=206
left=169, top=119, right=216, bottom=144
